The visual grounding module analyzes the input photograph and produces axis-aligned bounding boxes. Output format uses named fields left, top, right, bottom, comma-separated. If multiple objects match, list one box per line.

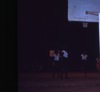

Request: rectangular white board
left=68, top=0, right=100, bottom=22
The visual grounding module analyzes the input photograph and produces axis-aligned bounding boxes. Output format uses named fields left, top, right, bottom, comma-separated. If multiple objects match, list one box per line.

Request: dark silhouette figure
left=80, top=52, right=88, bottom=77
left=60, top=50, right=69, bottom=79
left=52, top=50, right=60, bottom=78
left=96, top=57, right=100, bottom=76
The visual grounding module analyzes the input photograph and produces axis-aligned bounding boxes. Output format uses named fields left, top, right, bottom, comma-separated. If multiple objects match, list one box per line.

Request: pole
left=99, top=13, right=100, bottom=57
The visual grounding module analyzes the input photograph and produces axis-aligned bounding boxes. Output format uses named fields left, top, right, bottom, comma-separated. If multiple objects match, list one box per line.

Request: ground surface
left=18, top=72, right=100, bottom=92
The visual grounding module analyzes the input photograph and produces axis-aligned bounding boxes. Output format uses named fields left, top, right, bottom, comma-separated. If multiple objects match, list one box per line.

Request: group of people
left=52, top=50, right=69, bottom=79
left=51, top=50, right=88, bottom=78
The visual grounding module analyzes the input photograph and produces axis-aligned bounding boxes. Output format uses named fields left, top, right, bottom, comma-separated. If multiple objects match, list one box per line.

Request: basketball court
left=18, top=0, right=100, bottom=92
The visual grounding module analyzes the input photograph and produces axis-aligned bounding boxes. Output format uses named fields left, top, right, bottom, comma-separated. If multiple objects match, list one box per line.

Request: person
left=49, top=50, right=55, bottom=72
left=80, top=52, right=88, bottom=77
left=52, top=50, right=60, bottom=78
left=96, top=57, right=100, bottom=76
left=60, top=50, right=69, bottom=79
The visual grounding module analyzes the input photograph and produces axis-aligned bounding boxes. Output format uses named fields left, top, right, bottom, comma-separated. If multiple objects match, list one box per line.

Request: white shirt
left=81, top=54, right=88, bottom=61
left=62, top=50, right=68, bottom=58
left=54, top=54, right=59, bottom=61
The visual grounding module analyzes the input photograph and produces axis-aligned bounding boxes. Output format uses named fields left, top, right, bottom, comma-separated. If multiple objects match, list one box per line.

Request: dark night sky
left=18, top=0, right=99, bottom=72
